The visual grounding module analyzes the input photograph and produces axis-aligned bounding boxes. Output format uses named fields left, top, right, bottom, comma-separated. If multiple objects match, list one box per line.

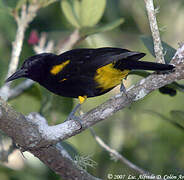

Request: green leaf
left=61, top=0, right=81, bottom=28
left=80, top=0, right=106, bottom=27
left=158, top=82, right=184, bottom=95
left=172, top=82, right=184, bottom=92
left=140, top=35, right=176, bottom=63
left=170, top=110, right=184, bottom=128
left=159, top=86, right=177, bottom=96
left=61, top=0, right=106, bottom=28
left=80, top=18, right=124, bottom=37
left=39, top=0, right=58, bottom=7
left=15, top=0, right=27, bottom=11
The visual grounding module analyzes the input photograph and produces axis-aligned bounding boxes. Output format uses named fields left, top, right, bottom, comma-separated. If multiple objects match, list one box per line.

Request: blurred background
left=0, top=0, right=184, bottom=179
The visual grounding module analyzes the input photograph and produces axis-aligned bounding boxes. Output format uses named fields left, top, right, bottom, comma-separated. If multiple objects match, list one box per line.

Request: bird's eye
left=24, top=63, right=28, bottom=68
left=22, top=61, right=29, bottom=68
left=22, top=60, right=34, bottom=69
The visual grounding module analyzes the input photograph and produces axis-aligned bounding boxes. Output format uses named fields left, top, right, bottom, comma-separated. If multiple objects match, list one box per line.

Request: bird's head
left=6, top=53, right=57, bottom=83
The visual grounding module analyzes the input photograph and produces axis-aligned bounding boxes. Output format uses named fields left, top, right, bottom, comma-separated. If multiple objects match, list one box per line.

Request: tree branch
left=7, top=79, right=34, bottom=100
left=90, top=128, right=164, bottom=180
left=7, top=4, right=40, bottom=79
left=5, top=32, right=55, bottom=101
left=56, top=29, right=80, bottom=54
left=89, top=128, right=147, bottom=175
left=0, top=101, right=99, bottom=179
left=0, top=3, right=40, bottom=100
left=33, top=32, right=54, bottom=53
left=30, top=143, right=100, bottom=180
left=144, top=0, right=165, bottom=63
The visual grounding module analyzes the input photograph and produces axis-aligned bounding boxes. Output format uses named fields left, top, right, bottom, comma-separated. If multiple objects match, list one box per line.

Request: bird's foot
left=120, top=82, right=126, bottom=93
left=64, top=104, right=83, bottom=129
left=120, top=83, right=129, bottom=97
left=120, top=82, right=131, bottom=105
left=66, top=115, right=83, bottom=130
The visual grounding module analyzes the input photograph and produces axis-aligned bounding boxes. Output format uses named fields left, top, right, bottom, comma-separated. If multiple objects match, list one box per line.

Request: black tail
left=116, top=60, right=175, bottom=71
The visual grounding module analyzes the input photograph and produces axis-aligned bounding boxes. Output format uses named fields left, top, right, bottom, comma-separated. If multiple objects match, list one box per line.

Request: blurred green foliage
left=0, top=0, right=184, bottom=179
left=61, top=0, right=106, bottom=28
left=140, top=35, right=176, bottom=63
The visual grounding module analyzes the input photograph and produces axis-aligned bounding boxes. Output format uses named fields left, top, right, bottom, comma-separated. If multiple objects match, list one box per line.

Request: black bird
left=6, top=47, right=174, bottom=121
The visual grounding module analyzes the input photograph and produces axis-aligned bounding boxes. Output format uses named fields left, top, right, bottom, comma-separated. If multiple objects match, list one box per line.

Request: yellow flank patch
left=94, top=63, right=130, bottom=91
left=78, top=95, right=87, bottom=104
left=50, top=60, right=70, bottom=75
left=60, top=78, right=67, bottom=82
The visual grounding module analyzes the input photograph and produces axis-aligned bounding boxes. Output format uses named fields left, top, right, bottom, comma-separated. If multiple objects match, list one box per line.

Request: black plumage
left=6, top=47, right=175, bottom=99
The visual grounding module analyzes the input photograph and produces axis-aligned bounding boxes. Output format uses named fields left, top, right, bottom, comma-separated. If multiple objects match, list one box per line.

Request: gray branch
left=56, top=30, right=80, bottom=54
left=89, top=128, right=147, bottom=174
left=7, top=79, right=34, bottom=100
left=29, top=143, right=100, bottom=180
left=0, top=98, right=99, bottom=179
left=144, top=0, right=165, bottom=63
left=0, top=3, right=40, bottom=100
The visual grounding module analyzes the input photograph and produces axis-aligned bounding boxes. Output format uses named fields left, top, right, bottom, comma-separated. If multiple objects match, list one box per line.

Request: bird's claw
left=65, top=115, right=83, bottom=130
left=64, top=103, right=83, bottom=129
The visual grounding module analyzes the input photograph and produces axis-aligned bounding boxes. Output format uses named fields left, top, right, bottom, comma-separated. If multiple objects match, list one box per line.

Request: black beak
left=5, top=68, right=27, bottom=83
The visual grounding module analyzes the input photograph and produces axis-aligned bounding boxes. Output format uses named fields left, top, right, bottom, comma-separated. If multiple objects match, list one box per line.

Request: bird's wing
left=58, top=47, right=145, bottom=71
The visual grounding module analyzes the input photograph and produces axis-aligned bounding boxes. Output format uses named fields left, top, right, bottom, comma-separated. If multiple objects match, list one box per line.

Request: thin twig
left=7, top=4, right=40, bottom=79
left=7, top=79, right=34, bottom=100
left=33, top=32, right=54, bottom=53
left=144, top=0, right=165, bottom=63
left=0, top=139, right=16, bottom=162
left=90, top=128, right=164, bottom=180
left=56, top=29, right=80, bottom=54
left=89, top=128, right=147, bottom=175
left=5, top=33, right=54, bottom=100
left=0, top=3, right=40, bottom=100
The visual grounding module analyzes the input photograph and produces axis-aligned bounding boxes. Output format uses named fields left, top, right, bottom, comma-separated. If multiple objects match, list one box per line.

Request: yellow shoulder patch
left=50, top=60, right=70, bottom=75
left=78, top=95, right=87, bottom=104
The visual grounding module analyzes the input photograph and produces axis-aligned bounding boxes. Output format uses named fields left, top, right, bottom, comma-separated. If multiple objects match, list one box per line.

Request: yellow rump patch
left=78, top=95, right=87, bottom=104
left=94, top=63, right=130, bottom=91
left=50, top=60, right=70, bottom=75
